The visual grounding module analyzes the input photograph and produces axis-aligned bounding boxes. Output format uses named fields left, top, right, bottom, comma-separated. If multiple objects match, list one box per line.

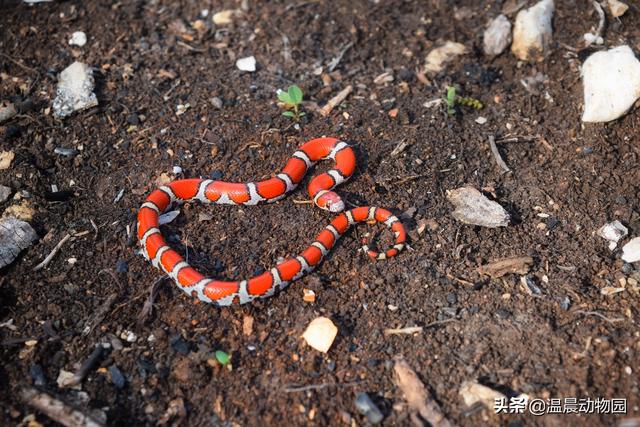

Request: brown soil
left=1, top=0, right=639, bottom=426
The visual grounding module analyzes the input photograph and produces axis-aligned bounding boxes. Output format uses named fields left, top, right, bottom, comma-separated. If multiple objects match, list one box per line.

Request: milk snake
left=137, top=137, right=406, bottom=306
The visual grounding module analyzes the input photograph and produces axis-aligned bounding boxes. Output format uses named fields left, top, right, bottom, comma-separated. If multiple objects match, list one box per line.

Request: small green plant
left=214, top=350, right=232, bottom=371
left=443, top=86, right=483, bottom=116
left=277, top=85, right=305, bottom=122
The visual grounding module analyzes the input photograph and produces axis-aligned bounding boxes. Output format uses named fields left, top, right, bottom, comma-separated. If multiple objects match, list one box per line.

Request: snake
left=136, top=137, right=406, bottom=306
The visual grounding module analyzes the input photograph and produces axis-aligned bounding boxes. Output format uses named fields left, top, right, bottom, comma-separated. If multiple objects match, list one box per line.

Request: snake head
left=315, top=191, right=345, bottom=213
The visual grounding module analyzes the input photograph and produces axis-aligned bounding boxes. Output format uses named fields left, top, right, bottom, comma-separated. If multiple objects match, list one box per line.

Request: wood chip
left=394, top=357, right=452, bottom=427
left=478, top=256, right=533, bottom=278
left=384, top=326, right=423, bottom=336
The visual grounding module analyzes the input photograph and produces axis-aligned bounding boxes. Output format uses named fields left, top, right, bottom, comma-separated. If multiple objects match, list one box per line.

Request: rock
left=581, top=46, right=640, bottom=123
left=598, top=220, right=628, bottom=250
left=447, top=186, right=510, bottom=228
left=236, top=56, right=256, bottom=72
left=158, top=210, right=180, bottom=225
left=483, top=15, right=512, bottom=57
left=0, top=217, right=37, bottom=269
left=354, top=393, right=383, bottom=424
left=29, top=364, right=46, bottom=386
left=607, top=0, right=628, bottom=17
left=622, top=237, right=640, bottom=263
left=68, top=31, right=87, bottom=47
left=0, top=185, right=11, bottom=203
left=115, top=259, right=128, bottom=273
left=212, top=9, right=242, bottom=25
left=209, top=97, right=223, bottom=109
left=424, top=41, right=468, bottom=74
left=301, top=317, right=338, bottom=353
left=303, top=288, right=316, bottom=302
left=0, top=151, right=14, bottom=170
left=52, top=62, right=98, bottom=118
left=511, top=0, right=554, bottom=61
left=108, top=365, right=125, bottom=389
left=0, top=102, right=17, bottom=123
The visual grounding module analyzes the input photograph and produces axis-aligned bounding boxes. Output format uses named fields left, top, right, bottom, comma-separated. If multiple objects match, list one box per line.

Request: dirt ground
left=1, top=0, right=639, bottom=426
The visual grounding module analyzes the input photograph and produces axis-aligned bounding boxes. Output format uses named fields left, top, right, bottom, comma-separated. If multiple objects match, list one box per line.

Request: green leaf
left=446, top=86, right=456, bottom=106
left=282, top=111, right=296, bottom=118
left=215, top=350, right=231, bottom=366
left=298, top=112, right=306, bottom=117
left=277, top=90, right=293, bottom=104
left=288, top=85, right=303, bottom=105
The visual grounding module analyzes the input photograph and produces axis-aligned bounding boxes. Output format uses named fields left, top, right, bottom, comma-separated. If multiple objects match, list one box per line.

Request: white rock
left=583, top=33, right=603, bottom=46
left=607, top=0, right=628, bottom=18
left=68, top=31, right=87, bottom=47
left=511, top=0, right=554, bottom=61
left=582, top=45, right=640, bottom=122
left=447, top=186, right=510, bottom=228
left=424, top=41, right=468, bottom=74
left=52, top=62, right=98, bottom=118
left=121, top=330, right=138, bottom=343
left=622, top=237, right=640, bottom=263
left=597, top=220, right=628, bottom=250
left=301, top=317, right=338, bottom=353
left=213, top=9, right=242, bottom=25
left=475, top=116, right=487, bottom=124
left=172, top=165, right=183, bottom=174
left=236, top=56, right=256, bottom=72
left=0, top=217, right=37, bottom=269
left=483, top=15, right=512, bottom=57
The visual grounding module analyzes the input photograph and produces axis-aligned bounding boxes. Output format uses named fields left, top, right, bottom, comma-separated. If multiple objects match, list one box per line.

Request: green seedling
left=214, top=350, right=233, bottom=371
left=277, top=85, right=305, bottom=122
left=443, top=86, right=483, bottom=116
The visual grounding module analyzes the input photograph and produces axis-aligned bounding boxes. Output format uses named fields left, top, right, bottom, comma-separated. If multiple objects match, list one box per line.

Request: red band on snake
left=137, top=137, right=406, bottom=306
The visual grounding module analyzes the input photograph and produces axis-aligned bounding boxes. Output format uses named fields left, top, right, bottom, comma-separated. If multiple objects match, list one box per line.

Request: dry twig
left=33, top=233, right=71, bottom=271
left=20, top=387, right=106, bottom=427
left=320, top=85, right=353, bottom=116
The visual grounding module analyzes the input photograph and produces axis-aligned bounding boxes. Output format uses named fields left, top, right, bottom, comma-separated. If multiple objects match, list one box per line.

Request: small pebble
left=170, top=335, right=191, bottom=355
left=29, top=364, right=46, bottom=386
left=210, top=97, right=223, bottom=109
left=172, top=166, right=183, bottom=175
left=68, top=31, right=87, bottom=47
left=0, top=185, right=11, bottom=203
left=354, top=393, right=383, bottom=424
left=54, top=147, right=79, bottom=157
left=236, top=56, right=257, bottom=72
left=108, top=365, right=126, bottom=389
left=559, top=296, right=571, bottom=311
left=446, top=292, right=457, bottom=305
left=121, top=330, right=137, bottom=343
left=115, top=259, right=128, bottom=274
left=211, top=170, right=223, bottom=180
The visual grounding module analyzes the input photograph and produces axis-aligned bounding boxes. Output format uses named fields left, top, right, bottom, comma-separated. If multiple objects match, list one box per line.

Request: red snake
left=137, top=137, right=406, bottom=305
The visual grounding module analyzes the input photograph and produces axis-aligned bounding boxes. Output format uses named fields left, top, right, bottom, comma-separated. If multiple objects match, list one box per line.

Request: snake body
left=137, top=137, right=406, bottom=305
